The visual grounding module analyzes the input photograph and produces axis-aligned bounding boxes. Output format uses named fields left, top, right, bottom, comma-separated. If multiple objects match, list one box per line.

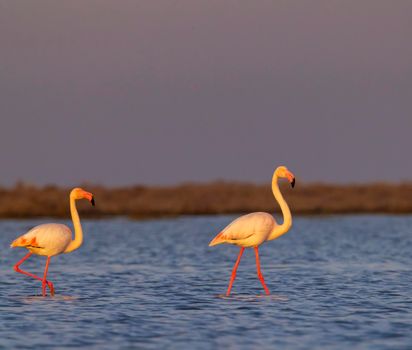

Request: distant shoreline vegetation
left=1, top=181, right=412, bottom=219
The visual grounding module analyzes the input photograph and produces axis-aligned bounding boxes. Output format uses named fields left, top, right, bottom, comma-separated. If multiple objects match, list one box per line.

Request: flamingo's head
left=275, top=166, right=296, bottom=188
left=70, top=187, right=95, bottom=206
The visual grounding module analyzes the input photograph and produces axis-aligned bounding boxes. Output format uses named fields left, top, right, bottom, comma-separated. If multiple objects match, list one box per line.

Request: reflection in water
left=21, top=295, right=79, bottom=303
left=216, top=294, right=289, bottom=302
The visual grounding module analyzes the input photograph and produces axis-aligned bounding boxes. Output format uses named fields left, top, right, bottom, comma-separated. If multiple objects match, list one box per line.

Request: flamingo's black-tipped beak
left=91, top=197, right=95, bottom=206
left=291, top=178, right=296, bottom=188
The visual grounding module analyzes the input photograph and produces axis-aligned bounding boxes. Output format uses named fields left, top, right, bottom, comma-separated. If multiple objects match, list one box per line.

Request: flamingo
left=10, top=188, right=95, bottom=297
left=209, top=166, right=295, bottom=296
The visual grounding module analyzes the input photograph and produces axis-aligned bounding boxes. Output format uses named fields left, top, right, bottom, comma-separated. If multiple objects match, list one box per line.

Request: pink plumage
left=209, top=212, right=277, bottom=248
left=11, top=223, right=72, bottom=256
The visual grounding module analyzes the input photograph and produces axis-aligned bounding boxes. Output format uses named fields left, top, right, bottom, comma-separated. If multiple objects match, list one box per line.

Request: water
left=0, top=215, right=411, bottom=349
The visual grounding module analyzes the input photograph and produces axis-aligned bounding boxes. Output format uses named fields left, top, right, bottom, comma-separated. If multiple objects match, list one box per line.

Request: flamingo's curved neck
left=64, top=196, right=83, bottom=253
left=268, top=173, right=292, bottom=241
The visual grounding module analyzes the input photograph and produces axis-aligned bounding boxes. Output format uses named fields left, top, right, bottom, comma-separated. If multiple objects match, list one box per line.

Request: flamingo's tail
left=10, top=236, right=37, bottom=248
left=209, top=232, right=226, bottom=247
left=10, top=238, right=23, bottom=248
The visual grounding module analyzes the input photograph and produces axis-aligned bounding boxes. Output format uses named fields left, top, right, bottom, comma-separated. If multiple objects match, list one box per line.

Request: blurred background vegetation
left=1, top=181, right=411, bottom=219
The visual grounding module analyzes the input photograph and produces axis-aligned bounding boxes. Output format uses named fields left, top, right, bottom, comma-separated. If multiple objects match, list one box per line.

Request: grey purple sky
left=1, top=1, right=411, bottom=186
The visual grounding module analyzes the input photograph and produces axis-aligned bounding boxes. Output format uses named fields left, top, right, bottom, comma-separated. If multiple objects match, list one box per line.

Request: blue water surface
left=0, top=215, right=411, bottom=349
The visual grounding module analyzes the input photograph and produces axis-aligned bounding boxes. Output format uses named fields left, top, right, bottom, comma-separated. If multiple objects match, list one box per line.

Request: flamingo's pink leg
left=42, top=257, right=54, bottom=297
left=226, top=247, right=245, bottom=296
left=254, top=246, right=270, bottom=295
left=14, top=252, right=54, bottom=296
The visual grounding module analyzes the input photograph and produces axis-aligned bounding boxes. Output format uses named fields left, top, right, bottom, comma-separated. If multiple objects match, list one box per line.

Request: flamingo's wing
left=209, top=212, right=276, bottom=246
left=11, top=223, right=71, bottom=250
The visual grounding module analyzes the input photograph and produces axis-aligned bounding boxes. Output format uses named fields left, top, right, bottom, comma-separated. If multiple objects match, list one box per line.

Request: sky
left=0, top=1, right=411, bottom=186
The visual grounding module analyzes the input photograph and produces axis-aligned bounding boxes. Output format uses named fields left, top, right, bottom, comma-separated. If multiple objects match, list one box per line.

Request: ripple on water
left=0, top=215, right=411, bottom=349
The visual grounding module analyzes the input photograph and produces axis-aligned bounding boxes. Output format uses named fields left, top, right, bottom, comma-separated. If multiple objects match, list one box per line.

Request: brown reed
left=0, top=181, right=411, bottom=219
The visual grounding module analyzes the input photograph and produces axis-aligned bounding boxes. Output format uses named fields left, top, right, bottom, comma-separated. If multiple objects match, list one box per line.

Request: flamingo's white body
left=11, top=188, right=95, bottom=296
left=210, top=212, right=277, bottom=248
left=209, top=166, right=295, bottom=296
left=13, top=224, right=72, bottom=256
